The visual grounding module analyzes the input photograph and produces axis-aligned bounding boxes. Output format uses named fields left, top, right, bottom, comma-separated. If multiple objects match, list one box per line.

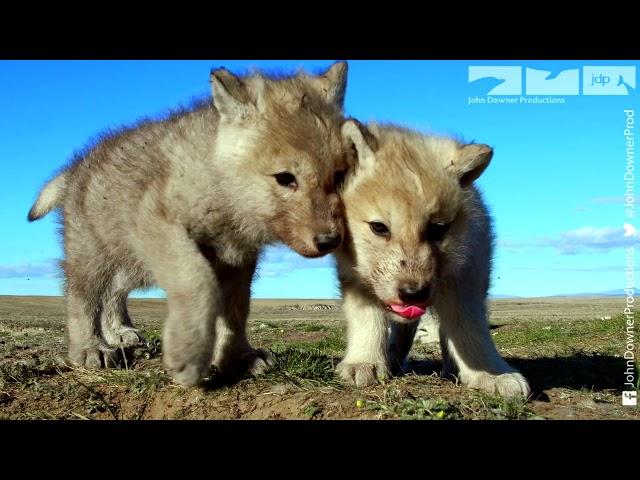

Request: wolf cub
left=29, top=63, right=350, bottom=386
left=335, top=120, right=530, bottom=398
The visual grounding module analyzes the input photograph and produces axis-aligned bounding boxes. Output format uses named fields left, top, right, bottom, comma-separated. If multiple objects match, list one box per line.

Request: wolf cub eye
left=425, top=222, right=450, bottom=243
left=274, top=172, right=297, bottom=188
left=334, top=170, right=346, bottom=189
left=369, top=221, right=390, bottom=238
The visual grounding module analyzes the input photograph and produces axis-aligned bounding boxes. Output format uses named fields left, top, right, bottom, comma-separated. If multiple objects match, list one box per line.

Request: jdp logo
left=583, top=66, right=636, bottom=95
left=469, top=65, right=636, bottom=96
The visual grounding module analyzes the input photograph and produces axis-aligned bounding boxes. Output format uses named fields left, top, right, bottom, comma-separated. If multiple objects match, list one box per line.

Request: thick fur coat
left=29, top=63, right=350, bottom=386
left=336, top=121, right=530, bottom=398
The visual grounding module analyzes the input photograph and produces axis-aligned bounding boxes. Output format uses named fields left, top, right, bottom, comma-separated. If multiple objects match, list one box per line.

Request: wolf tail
left=28, top=172, right=69, bottom=222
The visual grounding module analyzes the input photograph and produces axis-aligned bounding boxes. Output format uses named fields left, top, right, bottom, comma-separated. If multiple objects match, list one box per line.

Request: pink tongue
left=390, top=304, right=426, bottom=319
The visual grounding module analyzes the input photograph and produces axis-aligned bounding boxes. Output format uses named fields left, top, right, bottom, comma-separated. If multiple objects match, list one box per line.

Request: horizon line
left=0, top=293, right=625, bottom=300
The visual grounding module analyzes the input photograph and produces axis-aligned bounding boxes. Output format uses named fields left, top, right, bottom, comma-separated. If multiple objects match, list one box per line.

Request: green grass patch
left=493, top=315, right=630, bottom=356
left=128, top=370, right=170, bottom=394
left=367, top=385, right=535, bottom=420
left=369, top=396, right=463, bottom=420
left=263, top=346, right=340, bottom=388
left=462, top=391, right=535, bottom=420
left=302, top=402, right=322, bottom=419
left=265, top=325, right=346, bottom=358
left=296, top=323, right=329, bottom=333
left=366, top=384, right=462, bottom=420
left=289, top=328, right=346, bottom=355
left=0, top=356, right=64, bottom=387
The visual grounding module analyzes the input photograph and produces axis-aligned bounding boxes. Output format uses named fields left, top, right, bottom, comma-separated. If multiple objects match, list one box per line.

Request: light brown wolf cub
left=28, top=62, right=349, bottom=387
left=336, top=120, right=530, bottom=398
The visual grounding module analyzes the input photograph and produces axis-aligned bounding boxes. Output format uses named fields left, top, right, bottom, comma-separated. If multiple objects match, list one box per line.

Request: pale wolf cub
left=336, top=120, right=530, bottom=398
left=28, top=62, right=350, bottom=387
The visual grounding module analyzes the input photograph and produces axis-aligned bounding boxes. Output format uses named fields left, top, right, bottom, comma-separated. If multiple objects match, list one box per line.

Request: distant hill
left=543, top=289, right=624, bottom=298
left=490, top=290, right=624, bottom=299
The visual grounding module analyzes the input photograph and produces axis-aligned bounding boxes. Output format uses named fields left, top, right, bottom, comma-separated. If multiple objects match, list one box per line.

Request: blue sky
left=0, top=60, right=637, bottom=298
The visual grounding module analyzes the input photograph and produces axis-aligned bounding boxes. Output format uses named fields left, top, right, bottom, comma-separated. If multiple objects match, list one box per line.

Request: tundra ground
left=0, top=296, right=637, bottom=420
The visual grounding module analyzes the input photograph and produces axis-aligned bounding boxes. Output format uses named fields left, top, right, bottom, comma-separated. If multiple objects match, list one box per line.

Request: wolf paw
left=216, top=348, right=275, bottom=377
left=336, top=361, right=389, bottom=387
left=69, top=344, right=119, bottom=369
left=462, top=371, right=531, bottom=398
left=242, top=348, right=275, bottom=375
left=164, top=354, right=211, bottom=387
left=105, top=327, right=147, bottom=348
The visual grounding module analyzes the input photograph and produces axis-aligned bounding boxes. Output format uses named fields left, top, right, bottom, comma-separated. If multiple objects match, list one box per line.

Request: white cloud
left=498, top=226, right=640, bottom=255
left=509, top=265, right=631, bottom=272
left=0, top=246, right=337, bottom=283
left=256, top=245, right=336, bottom=277
left=572, top=196, right=638, bottom=213
left=553, top=226, right=638, bottom=253
left=0, top=261, right=59, bottom=279
left=591, top=196, right=639, bottom=205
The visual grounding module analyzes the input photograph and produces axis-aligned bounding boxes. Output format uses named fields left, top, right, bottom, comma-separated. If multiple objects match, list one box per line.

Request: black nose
left=314, top=232, right=342, bottom=252
left=398, top=284, right=431, bottom=304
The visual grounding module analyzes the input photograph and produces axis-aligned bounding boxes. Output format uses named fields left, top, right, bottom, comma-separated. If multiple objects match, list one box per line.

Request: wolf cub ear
left=449, top=144, right=493, bottom=187
left=341, top=119, right=378, bottom=171
left=305, top=61, right=348, bottom=108
left=210, top=68, right=254, bottom=119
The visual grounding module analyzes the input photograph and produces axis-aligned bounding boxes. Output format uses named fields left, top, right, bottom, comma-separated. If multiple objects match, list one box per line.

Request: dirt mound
left=281, top=304, right=338, bottom=311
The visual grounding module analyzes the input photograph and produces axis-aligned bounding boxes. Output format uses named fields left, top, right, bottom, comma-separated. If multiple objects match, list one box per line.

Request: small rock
left=270, top=384, right=295, bottom=395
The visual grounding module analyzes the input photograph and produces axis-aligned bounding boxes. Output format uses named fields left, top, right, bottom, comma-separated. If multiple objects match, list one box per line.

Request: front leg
left=435, top=283, right=530, bottom=399
left=336, top=285, right=390, bottom=387
left=136, top=222, right=219, bottom=387
left=210, top=255, right=273, bottom=378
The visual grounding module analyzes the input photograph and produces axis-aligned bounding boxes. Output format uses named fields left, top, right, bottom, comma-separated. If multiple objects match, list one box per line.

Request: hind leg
left=66, top=288, right=119, bottom=369
left=387, top=319, right=420, bottom=375
left=63, top=231, right=118, bottom=368
left=211, top=255, right=273, bottom=377
left=439, top=328, right=456, bottom=380
left=100, top=270, right=146, bottom=348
